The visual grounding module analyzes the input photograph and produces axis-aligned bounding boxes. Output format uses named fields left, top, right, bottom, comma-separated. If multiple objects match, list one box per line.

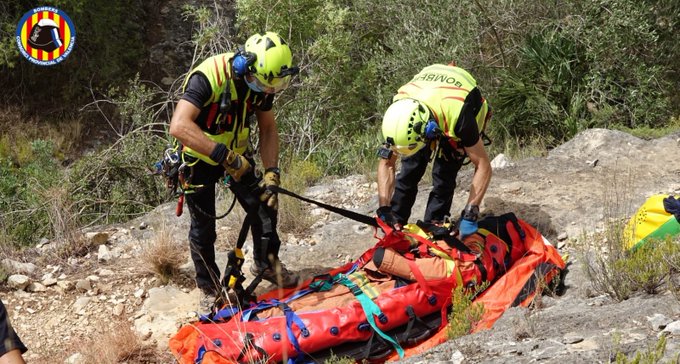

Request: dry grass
left=40, top=185, right=81, bottom=248
left=51, top=233, right=92, bottom=260
left=76, top=322, right=170, bottom=364
left=140, top=225, right=185, bottom=284
left=493, top=133, right=549, bottom=161
left=512, top=308, right=536, bottom=341
left=277, top=159, right=322, bottom=235
left=0, top=106, right=84, bottom=163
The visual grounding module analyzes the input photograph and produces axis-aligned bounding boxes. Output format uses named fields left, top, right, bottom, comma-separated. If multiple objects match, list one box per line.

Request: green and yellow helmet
left=244, top=32, right=295, bottom=93
left=381, top=98, right=432, bottom=156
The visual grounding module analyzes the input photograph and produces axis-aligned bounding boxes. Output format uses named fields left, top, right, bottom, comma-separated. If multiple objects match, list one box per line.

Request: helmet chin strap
left=245, top=76, right=265, bottom=93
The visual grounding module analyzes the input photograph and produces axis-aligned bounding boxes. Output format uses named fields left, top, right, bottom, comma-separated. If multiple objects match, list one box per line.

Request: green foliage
left=566, top=0, right=677, bottom=127
left=281, top=158, right=323, bottom=189
left=582, top=230, right=680, bottom=301
left=181, top=4, right=235, bottom=56
left=0, top=18, right=18, bottom=68
left=1, top=0, right=679, bottom=247
left=612, top=116, right=680, bottom=140
left=65, top=68, right=169, bottom=228
left=0, top=140, right=64, bottom=246
left=446, top=284, right=486, bottom=339
left=491, top=0, right=678, bottom=145
left=235, top=0, right=489, bottom=174
left=614, top=241, right=671, bottom=295
left=232, top=0, right=680, bottom=171
left=322, top=352, right=355, bottom=364
left=614, top=334, right=668, bottom=364
left=68, top=132, right=166, bottom=226
left=0, top=0, right=147, bottom=112
left=106, top=74, right=160, bottom=135
left=496, top=27, right=590, bottom=145
left=277, top=158, right=322, bottom=234
left=0, top=264, right=8, bottom=283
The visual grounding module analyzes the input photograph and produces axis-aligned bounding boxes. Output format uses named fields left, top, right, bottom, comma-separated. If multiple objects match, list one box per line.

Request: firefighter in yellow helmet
left=376, top=63, right=493, bottom=238
left=169, top=32, right=300, bottom=312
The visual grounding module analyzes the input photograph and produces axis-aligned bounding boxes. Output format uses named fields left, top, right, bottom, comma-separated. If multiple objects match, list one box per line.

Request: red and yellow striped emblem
left=16, top=7, right=76, bottom=66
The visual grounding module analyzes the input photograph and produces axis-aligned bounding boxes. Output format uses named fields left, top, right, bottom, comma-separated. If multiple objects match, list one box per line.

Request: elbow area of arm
left=169, top=122, right=181, bottom=139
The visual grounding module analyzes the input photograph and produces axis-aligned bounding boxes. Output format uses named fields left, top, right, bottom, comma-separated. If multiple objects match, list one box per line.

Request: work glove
left=259, top=168, right=280, bottom=210
left=376, top=206, right=402, bottom=230
left=416, top=220, right=453, bottom=239
left=663, top=195, right=680, bottom=221
left=222, top=150, right=251, bottom=182
left=457, top=218, right=478, bottom=239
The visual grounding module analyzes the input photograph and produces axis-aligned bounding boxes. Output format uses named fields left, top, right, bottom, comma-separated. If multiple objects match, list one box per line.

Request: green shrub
left=564, top=0, right=677, bottom=129
left=0, top=140, right=65, bottom=246
left=230, top=0, right=673, bottom=170
left=614, top=334, right=669, bottom=364
left=322, top=352, right=355, bottom=364
left=281, top=159, right=323, bottom=189
left=446, top=284, right=486, bottom=339
left=1, top=0, right=148, bottom=115
left=68, top=132, right=166, bottom=226
left=495, top=26, right=590, bottom=145
left=68, top=74, right=168, bottom=227
left=582, top=230, right=680, bottom=301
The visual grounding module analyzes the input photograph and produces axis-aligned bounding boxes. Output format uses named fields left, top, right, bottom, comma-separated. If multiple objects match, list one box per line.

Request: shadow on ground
left=484, top=197, right=557, bottom=239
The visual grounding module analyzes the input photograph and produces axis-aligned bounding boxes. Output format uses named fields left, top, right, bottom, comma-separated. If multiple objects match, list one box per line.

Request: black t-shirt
left=452, top=87, right=483, bottom=148
left=454, top=111, right=480, bottom=148
left=181, top=72, right=213, bottom=109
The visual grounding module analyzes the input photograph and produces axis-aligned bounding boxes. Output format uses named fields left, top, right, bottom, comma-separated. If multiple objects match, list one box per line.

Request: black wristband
left=209, top=143, right=228, bottom=164
left=376, top=206, right=392, bottom=215
left=461, top=204, right=480, bottom=221
left=377, top=146, right=393, bottom=160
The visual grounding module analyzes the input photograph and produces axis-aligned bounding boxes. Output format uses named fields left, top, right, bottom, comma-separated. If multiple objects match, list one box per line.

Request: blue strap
left=338, top=275, right=404, bottom=358
left=284, top=288, right=315, bottom=302
left=212, top=287, right=316, bottom=323
left=242, top=299, right=282, bottom=321
left=210, top=305, right=241, bottom=321
left=280, top=303, right=308, bottom=363
left=195, top=345, right=206, bottom=363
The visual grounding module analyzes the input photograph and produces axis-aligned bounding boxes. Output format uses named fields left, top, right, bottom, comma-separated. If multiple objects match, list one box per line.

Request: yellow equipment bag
left=623, top=194, right=680, bottom=250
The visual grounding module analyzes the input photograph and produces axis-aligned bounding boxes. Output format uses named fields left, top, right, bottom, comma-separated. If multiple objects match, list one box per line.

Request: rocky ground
left=2, top=128, right=680, bottom=363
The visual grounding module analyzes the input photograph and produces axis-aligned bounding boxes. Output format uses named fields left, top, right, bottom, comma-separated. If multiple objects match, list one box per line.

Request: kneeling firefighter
left=168, top=31, right=300, bottom=312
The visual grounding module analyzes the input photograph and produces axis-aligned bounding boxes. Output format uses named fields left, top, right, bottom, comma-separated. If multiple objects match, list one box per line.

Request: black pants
left=185, top=159, right=281, bottom=294
left=390, top=139, right=464, bottom=224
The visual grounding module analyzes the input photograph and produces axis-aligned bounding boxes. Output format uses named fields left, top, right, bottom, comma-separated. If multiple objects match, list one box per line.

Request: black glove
left=663, top=195, right=680, bottom=221
left=416, top=220, right=452, bottom=239
left=376, top=206, right=401, bottom=230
